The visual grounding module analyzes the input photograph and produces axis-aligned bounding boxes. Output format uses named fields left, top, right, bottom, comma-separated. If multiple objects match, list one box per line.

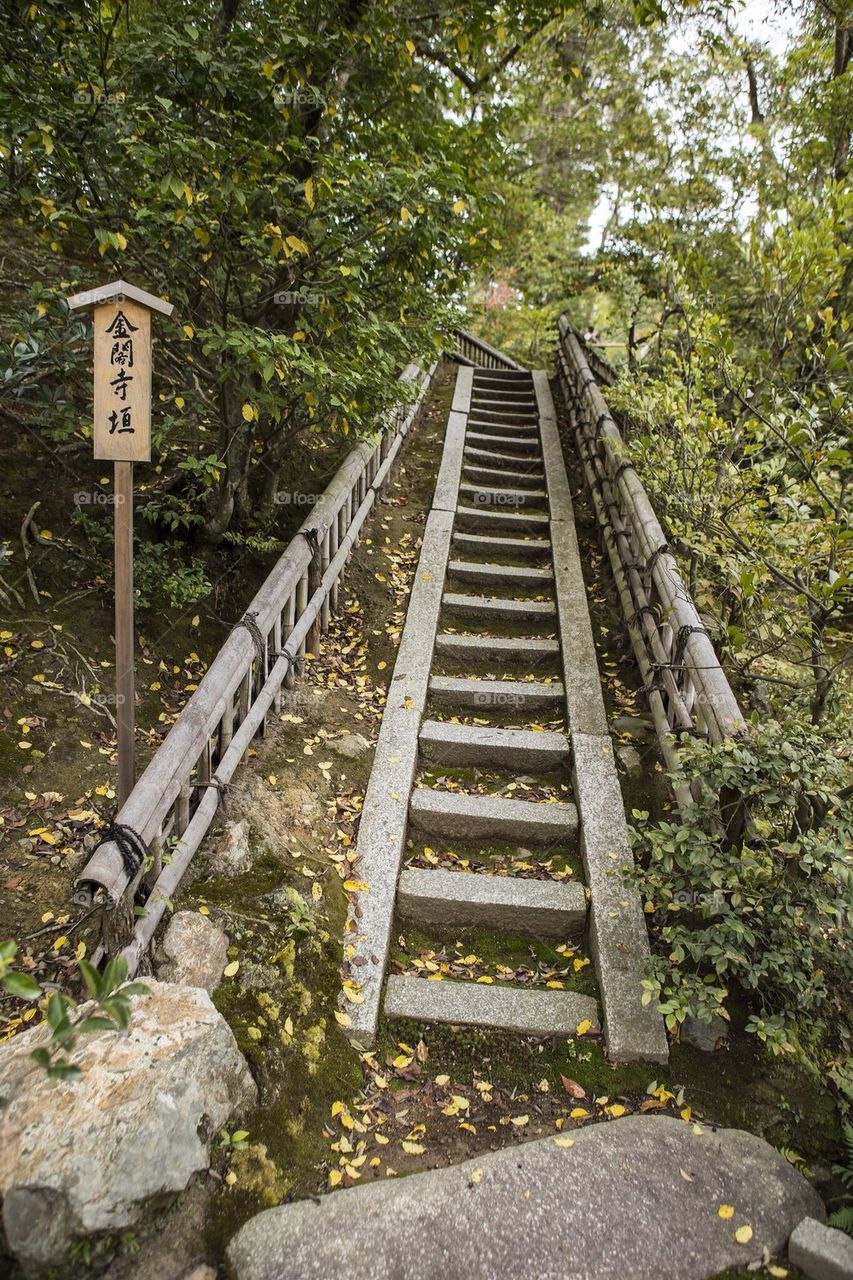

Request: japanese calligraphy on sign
left=93, top=297, right=152, bottom=461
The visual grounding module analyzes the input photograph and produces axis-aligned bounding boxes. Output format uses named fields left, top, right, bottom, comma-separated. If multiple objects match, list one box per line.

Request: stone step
left=428, top=673, right=563, bottom=712
left=409, top=786, right=578, bottom=844
left=419, top=719, right=570, bottom=769
left=467, top=418, right=539, bottom=437
left=466, top=432, right=542, bottom=456
left=464, top=445, right=544, bottom=467
left=454, top=504, right=549, bottom=532
left=384, top=975, right=599, bottom=1037
left=442, top=592, right=556, bottom=623
left=447, top=560, right=554, bottom=589
left=463, top=464, right=545, bottom=489
left=472, top=370, right=533, bottom=384
left=397, top=868, right=587, bottom=936
left=452, top=531, right=551, bottom=560
left=468, top=391, right=535, bottom=407
left=457, top=484, right=548, bottom=510
left=468, top=408, right=539, bottom=426
left=433, top=632, right=560, bottom=664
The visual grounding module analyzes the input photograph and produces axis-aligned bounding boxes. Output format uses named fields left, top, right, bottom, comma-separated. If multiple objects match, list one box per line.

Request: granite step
left=408, top=786, right=578, bottom=844
left=428, top=673, right=563, bottom=712
left=453, top=504, right=549, bottom=532
left=397, top=868, right=587, bottom=936
left=465, top=432, right=542, bottom=456
left=457, top=484, right=548, bottom=511
left=419, top=719, right=570, bottom=769
left=384, top=975, right=599, bottom=1037
left=462, top=464, right=545, bottom=489
left=447, top=559, right=554, bottom=589
left=451, top=531, right=551, bottom=559
left=441, top=592, right=556, bottom=624
left=433, top=632, right=560, bottom=663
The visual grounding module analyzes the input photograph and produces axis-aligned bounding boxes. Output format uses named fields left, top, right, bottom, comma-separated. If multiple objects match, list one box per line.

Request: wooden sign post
left=68, top=281, right=174, bottom=807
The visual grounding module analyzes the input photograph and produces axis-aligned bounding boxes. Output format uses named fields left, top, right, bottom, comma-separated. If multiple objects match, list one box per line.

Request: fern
left=828, top=1205, right=853, bottom=1235
left=828, top=1123, right=853, bottom=1238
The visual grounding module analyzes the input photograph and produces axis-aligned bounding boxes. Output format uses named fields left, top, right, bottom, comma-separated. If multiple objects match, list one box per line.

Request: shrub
left=628, top=717, right=852, bottom=1053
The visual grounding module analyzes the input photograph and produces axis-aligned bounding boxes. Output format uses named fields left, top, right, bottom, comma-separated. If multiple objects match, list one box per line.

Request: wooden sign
left=68, top=280, right=174, bottom=807
left=93, top=298, right=152, bottom=462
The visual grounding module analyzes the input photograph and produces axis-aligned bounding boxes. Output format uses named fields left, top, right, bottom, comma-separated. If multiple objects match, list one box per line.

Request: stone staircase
left=340, top=363, right=667, bottom=1064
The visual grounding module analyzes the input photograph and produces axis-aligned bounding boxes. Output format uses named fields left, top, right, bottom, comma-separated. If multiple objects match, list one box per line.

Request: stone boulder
left=227, top=1115, right=823, bottom=1280
left=327, top=731, right=372, bottom=760
left=208, top=818, right=252, bottom=877
left=0, top=981, right=256, bottom=1275
left=156, top=910, right=230, bottom=994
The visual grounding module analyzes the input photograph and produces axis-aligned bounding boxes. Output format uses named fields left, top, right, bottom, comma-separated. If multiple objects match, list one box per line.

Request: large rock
left=0, top=981, right=256, bottom=1275
left=156, top=909, right=230, bottom=994
left=227, top=1116, right=823, bottom=1280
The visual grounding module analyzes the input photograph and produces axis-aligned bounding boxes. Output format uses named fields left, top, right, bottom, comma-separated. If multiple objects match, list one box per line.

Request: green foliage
left=628, top=719, right=853, bottom=1052
left=0, top=0, right=580, bottom=541
left=132, top=542, right=212, bottom=612
left=829, top=1123, right=853, bottom=1236
left=0, top=943, right=149, bottom=1080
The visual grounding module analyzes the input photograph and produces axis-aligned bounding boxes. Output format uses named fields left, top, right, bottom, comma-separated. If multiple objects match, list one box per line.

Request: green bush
left=628, top=717, right=852, bottom=1054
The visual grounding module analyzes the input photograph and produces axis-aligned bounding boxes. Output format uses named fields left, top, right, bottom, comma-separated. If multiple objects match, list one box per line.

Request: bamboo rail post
left=283, top=592, right=297, bottom=690
left=328, top=517, right=340, bottom=615
left=295, top=571, right=308, bottom=675
left=176, top=781, right=192, bottom=838
left=220, top=693, right=234, bottom=757
left=306, top=537, right=323, bottom=658
left=320, top=529, right=332, bottom=633
left=338, top=495, right=353, bottom=595
left=271, top=614, right=283, bottom=713
left=237, top=667, right=251, bottom=731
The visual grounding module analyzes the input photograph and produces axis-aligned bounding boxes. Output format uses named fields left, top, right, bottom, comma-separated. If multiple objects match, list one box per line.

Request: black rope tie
left=672, top=624, right=711, bottom=672
left=299, top=527, right=321, bottom=558
left=645, top=543, right=671, bottom=575
left=236, top=610, right=267, bottom=668
left=612, top=460, right=636, bottom=482
left=638, top=668, right=667, bottom=698
left=94, top=823, right=148, bottom=881
left=193, top=778, right=234, bottom=811
left=629, top=604, right=660, bottom=629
